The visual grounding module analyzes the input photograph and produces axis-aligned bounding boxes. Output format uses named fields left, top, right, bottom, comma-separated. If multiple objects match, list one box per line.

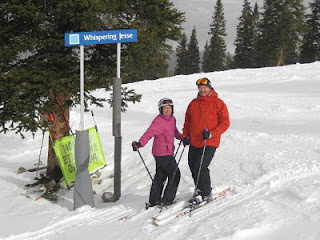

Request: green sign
left=53, top=127, right=106, bottom=186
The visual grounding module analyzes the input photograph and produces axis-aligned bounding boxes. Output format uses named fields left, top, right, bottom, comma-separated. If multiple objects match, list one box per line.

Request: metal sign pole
left=113, top=42, right=122, bottom=201
left=117, top=43, right=121, bottom=78
left=80, top=45, right=85, bottom=131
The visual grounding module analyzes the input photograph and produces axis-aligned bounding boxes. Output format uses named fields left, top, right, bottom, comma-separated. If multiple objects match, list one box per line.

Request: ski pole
left=189, top=140, right=206, bottom=216
left=192, top=140, right=206, bottom=198
left=137, top=149, right=154, bottom=182
left=35, top=130, right=46, bottom=178
left=160, top=138, right=186, bottom=210
left=91, top=110, right=97, bottom=127
left=160, top=146, right=185, bottom=212
left=174, top=140, right=182, bottom=159
left=91, top=110, right=99, bottom=132
left=191, top=129, right=209, bottom=209
left=173, top=145, right=185, bottom=180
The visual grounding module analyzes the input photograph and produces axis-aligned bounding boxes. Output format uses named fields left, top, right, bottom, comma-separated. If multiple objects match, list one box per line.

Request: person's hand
left=202, top=129, right=211, bottom=140
left=132, top=141, right=141, bottom=151
left=182, top=137, right=190, bottom=147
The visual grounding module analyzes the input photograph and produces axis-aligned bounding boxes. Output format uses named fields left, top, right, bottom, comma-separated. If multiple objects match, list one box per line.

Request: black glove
left=132, top=141, right=141, bottom=151
left=182, top=137, right=190, bottom=147
left=202, top=129, right=212, bottom=140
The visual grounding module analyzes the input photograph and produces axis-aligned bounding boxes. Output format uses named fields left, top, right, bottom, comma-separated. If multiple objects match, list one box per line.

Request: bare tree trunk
left=46, top=90, right=71, bottom=180
left=276, top=48, right=284, bottom=66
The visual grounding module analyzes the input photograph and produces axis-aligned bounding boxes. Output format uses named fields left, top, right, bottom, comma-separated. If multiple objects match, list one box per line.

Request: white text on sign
left=119, top=33, right=134, bottom=40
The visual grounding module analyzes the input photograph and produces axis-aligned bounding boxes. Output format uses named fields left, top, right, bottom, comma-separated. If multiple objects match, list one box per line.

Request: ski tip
left=176, top=211, right=187, bottom=218
left=34, top=196, right=42, bottom=201
left=223, top=187, right=233, bottom=196
left=152, top=220, right=160, bottom=226
left=119, top=216, right=127, bottom=221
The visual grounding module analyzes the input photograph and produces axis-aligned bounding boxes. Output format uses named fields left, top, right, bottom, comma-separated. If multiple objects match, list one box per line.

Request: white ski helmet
left=158, top=98, right=174, bottom=114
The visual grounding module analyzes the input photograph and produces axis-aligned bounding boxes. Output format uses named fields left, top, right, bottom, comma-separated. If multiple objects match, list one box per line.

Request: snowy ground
left=1, top=62, right=320, bottom=240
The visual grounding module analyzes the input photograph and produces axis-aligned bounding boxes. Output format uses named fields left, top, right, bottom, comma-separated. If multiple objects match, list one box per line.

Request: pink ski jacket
left=139, top=114, right=182, bottom=157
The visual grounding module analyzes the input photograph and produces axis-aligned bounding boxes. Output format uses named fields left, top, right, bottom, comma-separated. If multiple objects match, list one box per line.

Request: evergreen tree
left=120, top=0, right=185, bottom=82
left=252, top=2, right=260, bottom=67
left=256, top=0, right=283, bottom=66
left=281, top=0, right=306, bottom=64
left=207, top=0, right=227, bottom=71
left=234, top=0, right=255, bottom=68
left=0, top=0, right=184, bottom=177
left=257, top=0, right=306, bottom=66
left=225, top=52, right=234, bottom=69
left=175, top=33, right=189, bottom=75
left=0, top=0, right=115, bottom=176
left=300, top=0, right=320, bottom=63
left=187, top=27, right=200, bottom=74
left=202, top=41, right=211, bottom=72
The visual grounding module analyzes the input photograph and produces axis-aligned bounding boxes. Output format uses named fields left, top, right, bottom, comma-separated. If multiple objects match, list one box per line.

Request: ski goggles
left=196, top=78, right=210, bottom=86
left=160, top=99, right=173, bottom=106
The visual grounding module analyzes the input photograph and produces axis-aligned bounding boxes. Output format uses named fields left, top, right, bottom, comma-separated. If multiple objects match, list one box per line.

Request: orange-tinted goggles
left=196, top=78, right=209, bottom=86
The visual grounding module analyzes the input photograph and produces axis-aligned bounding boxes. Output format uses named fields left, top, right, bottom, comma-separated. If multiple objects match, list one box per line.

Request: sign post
left=65, top=29, right=138, bottom=202
left=117, top=43, right=121, bottom=78
left=80, top=45, right=84, bottom=130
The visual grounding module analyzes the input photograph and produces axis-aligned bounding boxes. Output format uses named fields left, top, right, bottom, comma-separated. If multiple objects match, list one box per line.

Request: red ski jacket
left=182, top=89, right=230, bottom=148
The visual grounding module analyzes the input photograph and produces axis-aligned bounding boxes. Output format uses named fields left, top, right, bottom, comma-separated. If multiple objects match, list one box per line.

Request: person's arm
left=211, top=100, right=230, bottom=137
left=139, top=117, right=162, bottom=147
left=175, top=125, right=182, bottom=140
left=182, top=104, right=191, bottom=139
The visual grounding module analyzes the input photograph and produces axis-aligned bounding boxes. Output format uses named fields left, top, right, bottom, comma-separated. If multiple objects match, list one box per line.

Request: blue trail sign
left=64, top=28, right=138, bottom=130
left=64, top=29, right=138, bottom=47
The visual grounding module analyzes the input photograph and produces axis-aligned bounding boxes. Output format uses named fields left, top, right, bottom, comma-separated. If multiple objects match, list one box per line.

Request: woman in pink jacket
left=132, top=98, right=182, bottom=208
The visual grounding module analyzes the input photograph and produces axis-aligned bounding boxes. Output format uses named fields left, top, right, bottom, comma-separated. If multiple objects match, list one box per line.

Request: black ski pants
left=188, top=145, right=216, bottom=197
left=149, top=155, right=180, bottom=205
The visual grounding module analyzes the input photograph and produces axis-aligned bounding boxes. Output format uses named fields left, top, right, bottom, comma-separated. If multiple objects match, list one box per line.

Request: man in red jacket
left=182, top=77, right=230, bottom=203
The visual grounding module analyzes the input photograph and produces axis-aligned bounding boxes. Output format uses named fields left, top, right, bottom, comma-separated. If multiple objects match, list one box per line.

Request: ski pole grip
left=204, top=128, right=208, bottom=132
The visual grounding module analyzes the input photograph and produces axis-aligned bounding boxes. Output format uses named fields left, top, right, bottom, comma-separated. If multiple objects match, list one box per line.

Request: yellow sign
left=53, top=127, right=106, bottom=186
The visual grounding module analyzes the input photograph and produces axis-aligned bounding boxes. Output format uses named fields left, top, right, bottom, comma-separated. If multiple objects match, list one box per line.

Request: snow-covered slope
left=1, top=62, right=320, bottom=240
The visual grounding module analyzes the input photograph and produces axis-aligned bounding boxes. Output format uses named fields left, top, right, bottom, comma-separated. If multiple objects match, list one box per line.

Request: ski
left=177, top=188, right=231, bottom=217
left=150, top=200, right=186, bottom=224
left=151, top=188, right=231, bottom=226
left=117, top=201, right=181, bottom=223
